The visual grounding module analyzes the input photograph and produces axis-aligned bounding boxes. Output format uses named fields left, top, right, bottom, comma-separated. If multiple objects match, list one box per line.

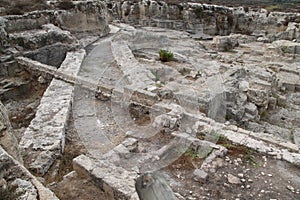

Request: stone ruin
left=0, top=0, right=300, bottom=199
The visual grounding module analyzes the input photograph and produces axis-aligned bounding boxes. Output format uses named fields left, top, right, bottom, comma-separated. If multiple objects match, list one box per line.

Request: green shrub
left=159, top=49, right=174, bottom=62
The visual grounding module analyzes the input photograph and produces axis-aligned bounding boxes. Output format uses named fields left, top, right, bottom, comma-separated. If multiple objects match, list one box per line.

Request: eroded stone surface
left=0, top=146, right=59, bottom=200
left=18, top=50, right=84, bottom=176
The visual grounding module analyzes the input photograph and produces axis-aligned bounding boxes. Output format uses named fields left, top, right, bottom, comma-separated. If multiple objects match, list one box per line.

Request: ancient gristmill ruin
left=0, top=0, right=300, bottom=199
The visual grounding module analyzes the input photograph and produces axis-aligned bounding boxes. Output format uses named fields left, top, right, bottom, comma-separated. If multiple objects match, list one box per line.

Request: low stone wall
left=111, top=39, right=156, bottom=89
left=73, top=155, right=139, bottom=200
left=18, top=50, right=85, bottom=176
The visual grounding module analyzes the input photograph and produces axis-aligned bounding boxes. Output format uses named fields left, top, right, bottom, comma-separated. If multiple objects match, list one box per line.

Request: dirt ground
left=165, top=143, right=300, bottom=200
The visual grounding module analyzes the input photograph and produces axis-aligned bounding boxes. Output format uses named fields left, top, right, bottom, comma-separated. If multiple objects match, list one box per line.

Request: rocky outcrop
left=108, top=1, right=300, bottom=38
left=9, top=23, right=76, bottom=50
left=52, top=0, right=110, bottom=37
left=3, top=1, right=109, bottom=36
left=271, top=40, right=300, bottom=55
left=0, top=146, right=59, bottom=200
left=0, top=1, right=109, bottom=70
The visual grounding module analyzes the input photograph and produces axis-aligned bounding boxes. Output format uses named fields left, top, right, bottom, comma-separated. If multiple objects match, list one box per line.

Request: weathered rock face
left=0, top=101, right=22, bottom=163
left=0, top=1, right=109, bottom=69
left=51, top=0, right=110, bottom=37
left=0, top=146, right=59, bottom=200
left=3, top=1, right=109, bottom=37
left=0, top=17, right=8, bottom=50
left=108, top=1, right=300, bottom=38
left=9, top=23, right=75, bottom=50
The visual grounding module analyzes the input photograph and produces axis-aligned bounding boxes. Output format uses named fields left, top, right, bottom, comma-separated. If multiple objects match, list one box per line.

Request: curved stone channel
left=73, top=35, right=122, bottom=157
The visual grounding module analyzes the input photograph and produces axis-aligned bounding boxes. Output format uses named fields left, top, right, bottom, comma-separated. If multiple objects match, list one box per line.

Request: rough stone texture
left=9, top=23, right=76, bottom=50
left=193, top=169, right=208, bottom=182
left=57, top=49, right=86, bottom=77
left=272, top=40, right=300, bottom=55
left=18, top=50, right=84, bottom=176
left=1, top=3, right=300, bottom=198
left=24, top=43, right=75, bottom=67
left=73, top=154, right=138, bottom=200
left=53, top=0, right=110, bottom=37
left=0, top=146, right=59, bottom=200
left=227, top=174, right=241, bottom=184
left=135, top=172, right=177, bottom=200
left=276, top=70, right=300, bottom=92
left=108, top=1, right=300, bottom=37
left=3, top=1, right=109, bottom=36
left=11, top=178, right=38, bottom=200
left=0, top=101, right=23, bottom=163
left=0, top=17, right=8, bottom=49
left=3, top=11, right=52, bottom=33
left=294, top=128, right=300, bottom=152
left=213, top=35, right=239, bottom=51
left=111, top=38, right=156, bottom=89
left=19, top=79, right=73, bottom=175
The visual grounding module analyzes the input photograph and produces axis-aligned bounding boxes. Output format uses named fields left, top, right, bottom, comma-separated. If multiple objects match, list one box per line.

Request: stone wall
left=2, top=0, right=109, bottom=36
left=108, top=0, right=300, bottom=38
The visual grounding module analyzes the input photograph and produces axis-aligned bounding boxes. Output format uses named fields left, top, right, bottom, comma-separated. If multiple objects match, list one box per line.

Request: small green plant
left=159, top=49, right=174, bottom=62
left=155, top=82, right=164, bottom=88
left=152, top=70, right=160, bottom=82
left=246, top=154, right=259, bottom=166
left=184, top=147, right=200, bottom=159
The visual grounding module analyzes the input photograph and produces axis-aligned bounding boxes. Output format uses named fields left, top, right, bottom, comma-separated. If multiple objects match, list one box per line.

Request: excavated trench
left=0, top=61, right=50, bottom=135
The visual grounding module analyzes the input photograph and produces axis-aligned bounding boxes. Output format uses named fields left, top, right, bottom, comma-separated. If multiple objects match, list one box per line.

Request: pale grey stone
left=193, top=169, right=208, bottom=181
left=239, top=81, right=249, bottom=92
left=244, top=102, right=258, bottom=116
left=227, top=174, right=241, bottom=184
